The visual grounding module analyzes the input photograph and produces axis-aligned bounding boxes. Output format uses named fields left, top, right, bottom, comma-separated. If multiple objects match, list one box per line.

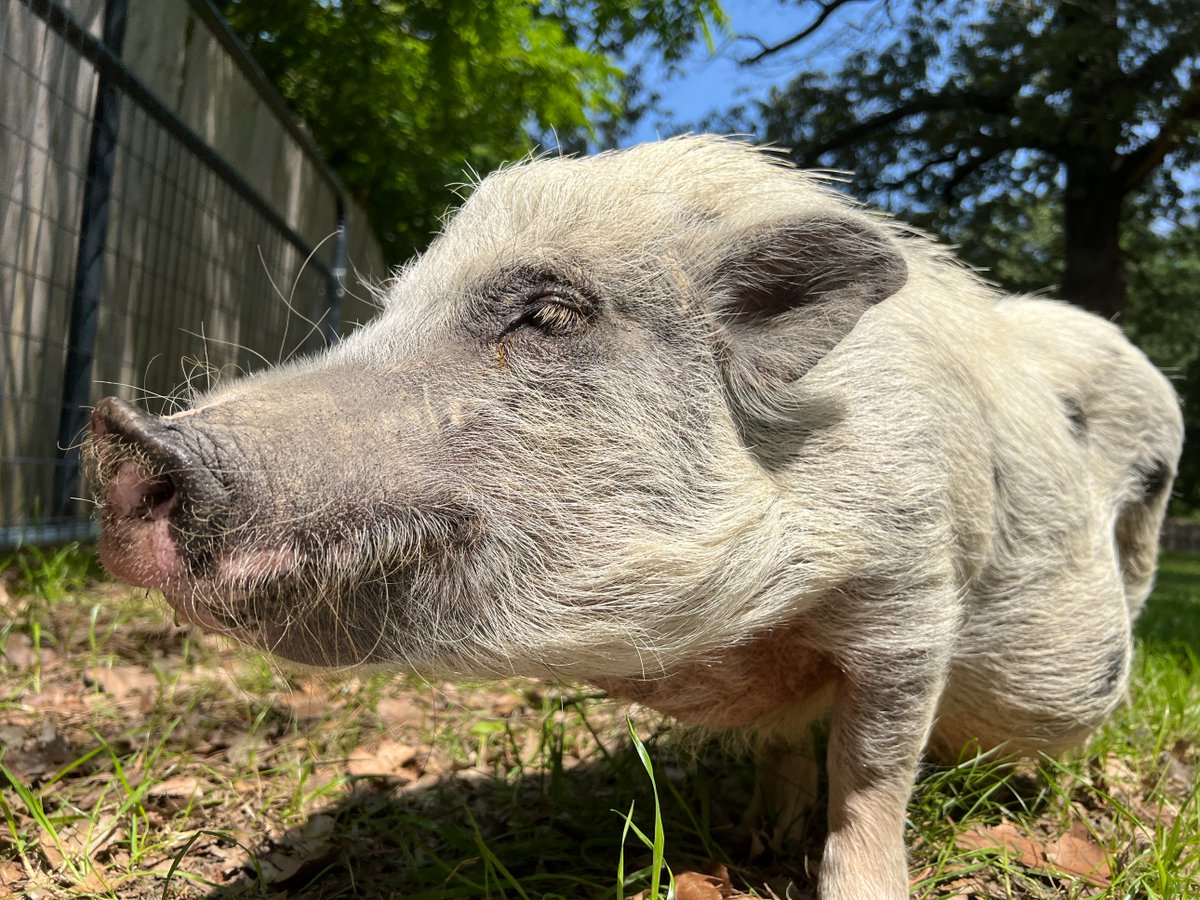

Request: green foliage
left=749, top=0, right=1200, bottom=509
left=1124, top=225, right=1200, bottom=510
left=759, top=0, right=1199, bottom=226
left=218, top=0, right=724, bottom=263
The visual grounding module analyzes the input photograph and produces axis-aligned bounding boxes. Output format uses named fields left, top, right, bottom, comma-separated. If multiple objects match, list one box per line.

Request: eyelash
left=517, top=293, right=586, bottom=337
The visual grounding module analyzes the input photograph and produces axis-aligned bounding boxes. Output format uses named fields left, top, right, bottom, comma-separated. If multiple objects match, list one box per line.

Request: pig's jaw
left=98, top=520, right=227, bottom=633
left=96, top=495, right=298, bottom=636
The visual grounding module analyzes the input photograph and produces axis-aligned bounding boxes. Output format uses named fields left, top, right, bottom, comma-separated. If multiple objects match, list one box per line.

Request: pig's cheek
left=217, top=547, right=302, bottom=585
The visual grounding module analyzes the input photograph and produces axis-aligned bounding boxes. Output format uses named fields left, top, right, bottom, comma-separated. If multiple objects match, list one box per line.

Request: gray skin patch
left=1061, top=396, right=1087, bottom=441
left=1095, top=644, right=1126, bottom=699
left=1135, top=458, right=1170, bottom=502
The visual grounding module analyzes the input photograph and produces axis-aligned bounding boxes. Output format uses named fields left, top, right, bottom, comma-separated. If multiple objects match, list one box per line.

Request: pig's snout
left=89, top=397, right=231, bottom=594
left=92, top=397, right=230, bottom=520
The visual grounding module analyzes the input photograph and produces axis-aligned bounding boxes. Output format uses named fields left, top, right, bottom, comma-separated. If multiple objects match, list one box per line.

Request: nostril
left=89, top=395, right=231, bottom=534
left=109, top=460, right=178, bottom=521
left=142, top=477, right=174, bottom=513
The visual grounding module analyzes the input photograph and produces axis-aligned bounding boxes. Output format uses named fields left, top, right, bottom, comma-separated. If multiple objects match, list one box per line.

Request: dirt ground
left=1, top=549, right=1197, bottom=898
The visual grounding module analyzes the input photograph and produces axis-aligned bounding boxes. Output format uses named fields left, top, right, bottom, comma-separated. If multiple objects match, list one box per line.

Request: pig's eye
left=518, top=294, right=586, bottom=337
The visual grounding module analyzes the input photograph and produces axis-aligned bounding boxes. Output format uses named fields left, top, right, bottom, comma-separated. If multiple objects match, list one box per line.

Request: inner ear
left=716, top=213, right=908, bottom=389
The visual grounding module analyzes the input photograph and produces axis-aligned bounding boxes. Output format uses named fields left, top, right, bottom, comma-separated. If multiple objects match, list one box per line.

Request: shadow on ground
left=197, top=739, right=817, bottom=900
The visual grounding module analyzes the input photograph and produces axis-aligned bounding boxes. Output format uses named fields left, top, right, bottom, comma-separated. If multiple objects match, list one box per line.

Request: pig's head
left=86, top=136, right=907, bottom=678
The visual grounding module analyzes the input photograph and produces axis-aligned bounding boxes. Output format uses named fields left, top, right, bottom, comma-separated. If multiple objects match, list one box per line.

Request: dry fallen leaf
left=942, top=875, right=983, bottom=898
left=147, top=775, right=207, bottom=801
left=346, top=738, right=419, bottom=778
left=209, top=842, right=253, bottom=878
left=86, top=664, right=159, bottom=700
left=273, top=692, right=324, bottom=720
left=675, top=870, right=724, bottom=900
left=0, top=858, right=25, bottom=888
left=374, top=696, right=418, bottom=723
left=958, top=817, right=1112, bottom=887
left=261, top=850, right=305, bottom=883
left=37, top=831, right=65, bottom=872
left=0, top=633, right=55, bottom=668
left=957, top=819, right=1044, bottom=868
left=490, top=691, right=526, bottom=716
left=1044, top=821, right=1111, bottom=885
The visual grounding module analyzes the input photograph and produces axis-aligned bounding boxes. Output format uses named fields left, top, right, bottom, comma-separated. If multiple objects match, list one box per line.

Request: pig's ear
left=713, top=213, right=907, bottom=395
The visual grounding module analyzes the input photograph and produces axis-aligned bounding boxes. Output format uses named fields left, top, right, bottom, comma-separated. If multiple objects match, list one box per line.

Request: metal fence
left=1, top=0, right=384, bottom=547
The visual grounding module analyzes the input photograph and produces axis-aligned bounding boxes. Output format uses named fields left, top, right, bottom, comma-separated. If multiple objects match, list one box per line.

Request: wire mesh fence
left=1, top=0, right=384, bottom=547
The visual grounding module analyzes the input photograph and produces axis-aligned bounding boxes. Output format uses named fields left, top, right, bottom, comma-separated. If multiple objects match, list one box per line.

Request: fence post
left=324, top=196, right=347, bottom=343
left=52, top=0, right=128, bottom=518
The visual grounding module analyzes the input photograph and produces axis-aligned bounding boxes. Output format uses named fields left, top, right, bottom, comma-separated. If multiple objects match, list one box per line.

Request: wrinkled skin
left=88, top=137, right=1183, bottom=899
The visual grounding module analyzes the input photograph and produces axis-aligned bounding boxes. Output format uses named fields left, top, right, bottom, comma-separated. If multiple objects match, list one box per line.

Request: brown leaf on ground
left=260, top=849, right=306, bottom=883
left=910, top=862, right=982, bottom=897
left=491, top=691, right=526, bottom=716
left=209, top=843, right=253, bottom=878
left=957, top=820, right=1043, bottom=867
left=941, top=875, right=984, bottom=898
left=86, top=664, right=159, bottom=700
left=0, top=859, right=25, bottom=889
left=2, top=719, right=79, bottom=783
left=702, top=861, right=736, bottom=896
left=373, top=696, right=419, bottom=723
left=225, top=732, right=271, bottom=767
left=22, top=687, right=89, bottom=716
left=1, top=632, right=57, bottom=669
left=957, top=818, right=1111, bottom=887
left=1045, top=821, right=1111, bottom=885
left=73, top=812, right=126, bottom=860
left=1099, top=752, right=1181, bottom=830
left=677, top=862, right=743, bottom=898
left=37, top=832, right=65, bottom=873
left=346, top=738, right=419, bottom=778
left=146, top=775, right=207, bottom=801
left=675, top=870, right=724, bottom=900
left=1101, top=752, right=1142, bottom=800
left=274, top=689, right=332, bottom=720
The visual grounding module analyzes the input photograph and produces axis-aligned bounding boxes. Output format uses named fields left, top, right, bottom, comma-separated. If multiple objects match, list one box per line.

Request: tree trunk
left=1060, top=166, right=1126, bottom=319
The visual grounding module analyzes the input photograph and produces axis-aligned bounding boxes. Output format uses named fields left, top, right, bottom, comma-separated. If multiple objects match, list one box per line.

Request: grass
left=0, top=545, right=1196, bottom=898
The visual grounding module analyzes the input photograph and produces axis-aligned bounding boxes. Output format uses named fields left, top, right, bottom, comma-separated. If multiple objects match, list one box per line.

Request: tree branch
left=800, top=91, right=956, bottom=161
left=738, top=0, right=873, bottom=65
left=874, top=151, right=957, bottom=192
left=941, top=146, right=1009, bottom=205
left=1125, top=25, right=1200, bottom=96
left=797, top=86, right=1073, bottom=167
left=1118, top=81, right=1200, bottom=192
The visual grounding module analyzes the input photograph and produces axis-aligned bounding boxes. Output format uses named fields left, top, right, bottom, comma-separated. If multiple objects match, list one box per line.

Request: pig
left=86, top=136, right=1183, bottom=898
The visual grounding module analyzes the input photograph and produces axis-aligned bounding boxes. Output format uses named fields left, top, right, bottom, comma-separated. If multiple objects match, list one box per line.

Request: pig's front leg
left=817, top=611, right=953, bottom=899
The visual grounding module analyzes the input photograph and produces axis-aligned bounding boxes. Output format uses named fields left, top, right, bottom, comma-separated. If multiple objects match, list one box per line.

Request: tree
left=749, top=0, right=1200, bottom=319
left=218, top=0, right=724, bottom=263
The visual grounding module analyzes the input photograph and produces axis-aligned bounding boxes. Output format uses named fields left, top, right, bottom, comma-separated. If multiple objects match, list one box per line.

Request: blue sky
left=617, top=1, right=1197, bottom=225
left=623, top=0, right=897, bottom=145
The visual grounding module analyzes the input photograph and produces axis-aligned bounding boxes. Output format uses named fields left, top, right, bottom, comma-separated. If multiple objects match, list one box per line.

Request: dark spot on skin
left=1134, top=458, right=1170, bottom=502
left=992, top=462, right=1004, bottom=494
left=1061, top=396, right=1087, bottom=441
left=1095, top=644, right=1126, bottom=698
